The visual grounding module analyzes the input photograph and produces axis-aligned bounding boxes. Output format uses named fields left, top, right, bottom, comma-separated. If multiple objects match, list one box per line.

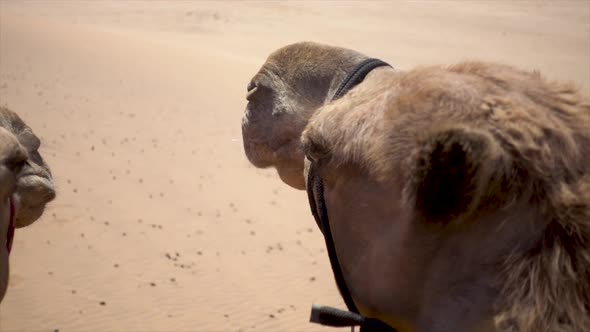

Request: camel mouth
left=12, top=174, right=56, bottom=228
left=243, top=137, right=301, bottom=170
left=17, top=175, right=56, bottom=203
left=19, top=171, right=53, bottom=184
left=243, top=145, right=275, bottom=169
left=241, top=125, right=276, bottom=168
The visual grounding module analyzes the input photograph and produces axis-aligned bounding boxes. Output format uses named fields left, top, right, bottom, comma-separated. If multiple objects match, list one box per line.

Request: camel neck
left=308, top=57, right=398, bottom=332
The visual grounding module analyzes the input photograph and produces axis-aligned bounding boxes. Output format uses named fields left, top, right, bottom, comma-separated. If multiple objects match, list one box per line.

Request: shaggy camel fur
left=0, top=107, right=56, bottom=303
left=241, top=41, right=590, bottom=332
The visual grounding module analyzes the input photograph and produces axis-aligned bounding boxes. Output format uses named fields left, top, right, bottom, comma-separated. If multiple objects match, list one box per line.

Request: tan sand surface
left=0, top=1, right=588, bottom=331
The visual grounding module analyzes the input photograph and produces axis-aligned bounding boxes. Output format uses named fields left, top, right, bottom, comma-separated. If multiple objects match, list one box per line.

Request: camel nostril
left=246, top=80, right=259, bottom=101
left=247, top=80, right=257, bottom=92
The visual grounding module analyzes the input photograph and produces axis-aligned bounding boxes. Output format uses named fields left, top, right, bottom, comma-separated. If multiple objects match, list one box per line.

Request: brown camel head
left=301, top=60, right=590, bottom=332
left=0, top=107, right=56, bottom=228
left=241, top=41, right=378, bottom=189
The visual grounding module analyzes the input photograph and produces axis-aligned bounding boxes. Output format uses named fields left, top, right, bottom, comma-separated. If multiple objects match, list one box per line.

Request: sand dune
left=0, top=1, right=588, bottom=331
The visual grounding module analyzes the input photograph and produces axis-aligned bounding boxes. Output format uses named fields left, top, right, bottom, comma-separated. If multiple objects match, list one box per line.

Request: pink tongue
left=6, top=198, right=15, bottom=254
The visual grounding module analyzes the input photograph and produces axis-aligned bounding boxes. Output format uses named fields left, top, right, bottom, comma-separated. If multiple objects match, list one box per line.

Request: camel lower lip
left=18, top=176, right=56, bottom=201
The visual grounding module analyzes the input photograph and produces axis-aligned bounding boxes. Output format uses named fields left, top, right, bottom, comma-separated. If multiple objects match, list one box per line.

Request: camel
left=0, top=107, right=56, bottom=302
left=241, top=41, right=590, bottom=332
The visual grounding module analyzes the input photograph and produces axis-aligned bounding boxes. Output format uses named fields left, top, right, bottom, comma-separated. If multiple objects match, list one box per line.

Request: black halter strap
left=307, top=58, right=397, bottom=332
left=307, top=161, right=357, bottom=311
left=332, top=58, right=392, bottom=100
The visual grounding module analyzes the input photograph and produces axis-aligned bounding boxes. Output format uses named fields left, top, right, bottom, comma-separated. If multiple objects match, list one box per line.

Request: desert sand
left=0, top=1, right=588, bottom=331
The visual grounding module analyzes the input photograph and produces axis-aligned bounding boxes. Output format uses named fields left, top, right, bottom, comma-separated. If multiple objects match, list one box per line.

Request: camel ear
left=407, top=125, right=501, bottom=224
